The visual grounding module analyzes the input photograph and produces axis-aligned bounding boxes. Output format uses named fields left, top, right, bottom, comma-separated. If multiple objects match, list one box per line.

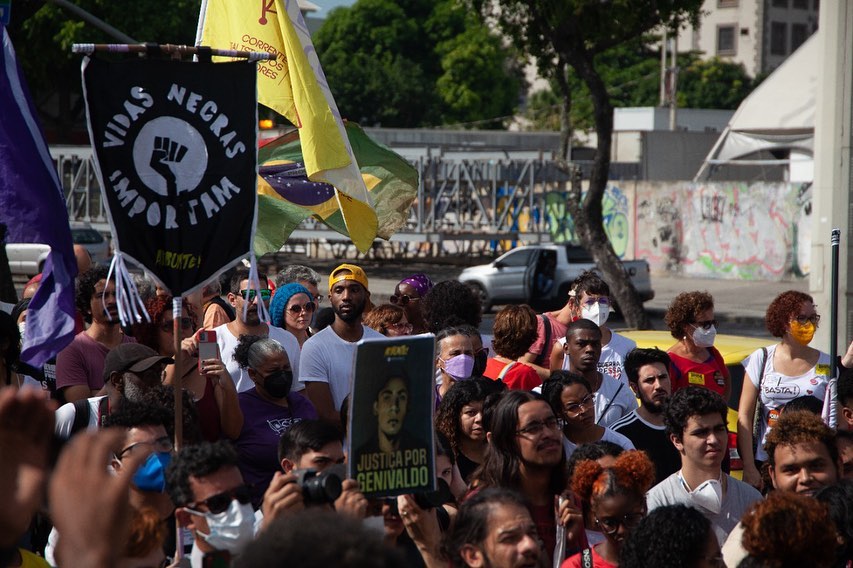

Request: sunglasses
left=240, top=289, right=271, bottom=302
left=793, top=314, right=820, bottom=326
left=691, top=319, right=717, bottom=331
left=287, top=301, right=316, bottom=314
left=159, top=317, right=194, bottom=332
left=390, top=294, right=419, bottom=306
left=188, top=483, right=253, bottom=515
left=388, top=322, right=413, bottom=334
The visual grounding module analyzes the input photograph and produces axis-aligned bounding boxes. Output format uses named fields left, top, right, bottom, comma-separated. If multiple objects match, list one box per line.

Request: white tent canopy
left=695, top=32, right=818, bottom=180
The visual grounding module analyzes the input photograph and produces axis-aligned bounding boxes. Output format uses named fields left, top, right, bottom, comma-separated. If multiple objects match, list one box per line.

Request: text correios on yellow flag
left=196, top=0, right=378, bottom=253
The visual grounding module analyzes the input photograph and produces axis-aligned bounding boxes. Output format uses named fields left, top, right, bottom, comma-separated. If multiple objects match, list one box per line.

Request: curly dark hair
left=137, top=385, right=201, bottom=446
left=765, top=290, right=814, bottom=338
left=664, top=291, right=714, bottom=340
left=663, top=385, right=728, bottom=440
left=236, top=509, right=405, bottom=568
left=620, top=504, right=713, bottom=568
left=422, top=280, right=482, bottom=333
left=542, top=370, right=591, bottom=420
left=436, top=378, right=493, bottom=456
left=816, top=480, right=853, bottom=566
left=102, top=399, right=171, bottom=430
left=131, top=295, right=198, bottom=354
left=362, top=303, right=405, bottom=336
left=491, top=304, right=538, bottom=359
left=443, top=488, right=530, bottom=568
left=75, top=265, right=111, bottom=323
left=623, top=347, right=671, bottom=385
left=764, top=409, right=838, bottom=469
left=740, top=491, right=836, bottom=567
left=166, top=440, right=240, bottom=507
left=570, top=270, right=610, bottom=298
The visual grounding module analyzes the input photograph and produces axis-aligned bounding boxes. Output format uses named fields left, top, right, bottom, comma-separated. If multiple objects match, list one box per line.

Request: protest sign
left=82, top=57, right=257, bottom=297
left=348, top=335, right=436, bottom=498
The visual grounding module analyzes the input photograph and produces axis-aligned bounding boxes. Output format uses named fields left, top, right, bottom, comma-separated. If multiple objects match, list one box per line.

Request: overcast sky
left=311, top=0, right=355, bottom=18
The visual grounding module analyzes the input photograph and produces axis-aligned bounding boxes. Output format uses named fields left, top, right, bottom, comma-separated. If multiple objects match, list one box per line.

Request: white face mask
left=681, top=474, right=723, bottom=514
left=581, top=302, right=610, bottom=327
left=187, top=499, right=255, bottom=554
left=691, top=325, right=717, bottom=348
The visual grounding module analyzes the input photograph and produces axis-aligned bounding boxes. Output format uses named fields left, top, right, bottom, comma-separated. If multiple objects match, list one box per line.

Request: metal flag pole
left=829, top=228, right=841, bottom=429
left=172, top=296, right=184, bottom=451
left=71, top=43, right=274, bottom=61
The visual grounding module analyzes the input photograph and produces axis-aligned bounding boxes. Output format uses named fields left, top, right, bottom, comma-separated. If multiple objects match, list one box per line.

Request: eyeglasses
left=793, top=314, right=820, bottom=326
left=188, top=483, right=253, bottom=515
left=159, top=317, right=194, bottom=332
left=691, top=319, right=718, bottom=331
left=117, top=436, right=173, bottom=459
left=516, top=416, right=560, bottom=437
left=595, top=512, right=645, bottom=535
left=388, top=322, right=413, bottom=334
left=240, top=289, right=271, bottom=302
left=563, top=394, right=595, bottom=417
left=287, top=301, right=316, bottom=314
left=390, top=294, right=420, bottom=306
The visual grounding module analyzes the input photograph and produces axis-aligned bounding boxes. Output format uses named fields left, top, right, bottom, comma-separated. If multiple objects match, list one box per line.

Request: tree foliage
left=525, top=40, right=754, bottom=131
left=314, top=0, right=523, bottom=128
left=7, top=0, right=200, bottom=140
left=474, top=0, right=704, bottom=329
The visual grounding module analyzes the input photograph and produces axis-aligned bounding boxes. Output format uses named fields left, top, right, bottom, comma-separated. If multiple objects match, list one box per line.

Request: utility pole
left=811, top=2, right=853, bottom=357
left=669, top=34, right=678, bottom=131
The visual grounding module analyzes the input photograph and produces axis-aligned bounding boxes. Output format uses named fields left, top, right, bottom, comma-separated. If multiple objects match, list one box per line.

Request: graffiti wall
left=544, top=185, right=634, bottom=258
left=635, top=182, right=812, bottom=280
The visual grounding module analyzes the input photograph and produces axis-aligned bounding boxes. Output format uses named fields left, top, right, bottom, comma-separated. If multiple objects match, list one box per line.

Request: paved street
left=262, top=253, right=810, bottom=339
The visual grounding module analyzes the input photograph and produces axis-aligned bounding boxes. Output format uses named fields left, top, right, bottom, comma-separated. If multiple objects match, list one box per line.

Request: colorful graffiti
left=635, top=182, right=812, bottom=280
left=544, top=185, right=631, bottom=258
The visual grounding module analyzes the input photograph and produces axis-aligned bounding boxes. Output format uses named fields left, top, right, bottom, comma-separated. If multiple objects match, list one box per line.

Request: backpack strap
left=497, top=361, right=517, bottom=381
left=582, top=548, right=593, bottom=568
left=596, top=379, right=624, bottom=425
left=70, top=398, right=91, bottom=435
left=535, top=314, right=552, bottom=367
left=96, top=396, right=111, bottom=427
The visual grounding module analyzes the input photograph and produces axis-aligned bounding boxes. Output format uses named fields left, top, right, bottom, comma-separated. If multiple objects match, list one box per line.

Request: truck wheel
left=467, top=282, right=491, bottom=314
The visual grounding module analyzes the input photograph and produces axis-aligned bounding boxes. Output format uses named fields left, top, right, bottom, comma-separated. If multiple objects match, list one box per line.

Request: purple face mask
left=440, top=354, right=474, bottom=381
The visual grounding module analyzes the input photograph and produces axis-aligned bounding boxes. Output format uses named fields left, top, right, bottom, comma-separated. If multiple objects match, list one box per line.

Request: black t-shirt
left=611, top=411, right=681, bottom=484
left=456, top=451, right=480, bottom=484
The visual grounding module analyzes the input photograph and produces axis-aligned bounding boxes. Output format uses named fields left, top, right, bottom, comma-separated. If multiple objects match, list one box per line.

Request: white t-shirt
left=594, top=373, right=638, bottom=428
left=744, top=343, right=831, bottom=461
left=562, top=427, right=635, bottom=460
left=559, top=331, right=637, bottom=384
left=299, top=324, right=384, bottom=411
left=214, top=324, right=302, bottom=393
left=54, top=395, right=108, bottom=439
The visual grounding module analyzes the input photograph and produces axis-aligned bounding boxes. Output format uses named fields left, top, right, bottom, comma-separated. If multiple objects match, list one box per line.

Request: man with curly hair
left=56, top=266, right=137, bottom=403
left=647, top=386, right=761, bottom=546
left=721, top=409, right=841, bottom=566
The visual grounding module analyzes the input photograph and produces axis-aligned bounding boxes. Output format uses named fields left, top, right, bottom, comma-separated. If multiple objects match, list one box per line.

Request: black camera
left=385, top=478, right=454, bottom=513
left=293, top=464, right=345, bottom=505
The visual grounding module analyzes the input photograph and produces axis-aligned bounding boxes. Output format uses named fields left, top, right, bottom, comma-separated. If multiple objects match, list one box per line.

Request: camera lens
left=301, top=470, right=343, bottom=504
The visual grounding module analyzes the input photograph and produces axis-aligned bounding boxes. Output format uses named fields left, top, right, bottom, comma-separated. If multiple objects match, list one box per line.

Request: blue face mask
left=132, top=451, right=172, bottom=493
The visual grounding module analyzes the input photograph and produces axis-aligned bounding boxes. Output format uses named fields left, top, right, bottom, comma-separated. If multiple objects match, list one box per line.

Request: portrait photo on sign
left=348, top=335, right=436, bottom=499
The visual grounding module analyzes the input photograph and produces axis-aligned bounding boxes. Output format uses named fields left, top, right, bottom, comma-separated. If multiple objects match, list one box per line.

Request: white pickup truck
left=458, top=244, right=654, bottom=311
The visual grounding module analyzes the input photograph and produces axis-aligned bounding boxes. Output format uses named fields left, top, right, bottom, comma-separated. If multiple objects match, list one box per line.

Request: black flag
left=83, top=57, right=257, bottom=296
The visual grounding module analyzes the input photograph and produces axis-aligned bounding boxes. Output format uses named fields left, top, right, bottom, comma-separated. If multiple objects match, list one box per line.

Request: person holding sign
left=665, top=291, right=730, bottom=400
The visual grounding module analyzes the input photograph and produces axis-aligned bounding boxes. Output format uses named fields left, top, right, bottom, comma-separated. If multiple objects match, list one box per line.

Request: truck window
left=496, top=249, right=533, bottom=267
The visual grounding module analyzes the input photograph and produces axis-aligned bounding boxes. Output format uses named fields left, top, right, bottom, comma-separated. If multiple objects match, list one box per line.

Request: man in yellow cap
left=300, top=264, right=383, bottom=424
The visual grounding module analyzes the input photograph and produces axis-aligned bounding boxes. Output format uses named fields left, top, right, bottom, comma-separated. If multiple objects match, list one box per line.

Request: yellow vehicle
left=618, top=330, right=773, bottom=477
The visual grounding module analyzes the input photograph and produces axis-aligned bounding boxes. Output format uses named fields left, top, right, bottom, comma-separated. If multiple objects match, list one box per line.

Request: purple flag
left=1, top=24, right=76, bottom=367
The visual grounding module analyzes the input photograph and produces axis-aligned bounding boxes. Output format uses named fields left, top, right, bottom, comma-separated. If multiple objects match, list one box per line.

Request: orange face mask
left=789, top=320, right=816, bottom=346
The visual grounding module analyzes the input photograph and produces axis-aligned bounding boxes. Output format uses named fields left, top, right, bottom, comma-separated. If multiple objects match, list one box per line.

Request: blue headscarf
left=269, top=283, right=312, bottom=328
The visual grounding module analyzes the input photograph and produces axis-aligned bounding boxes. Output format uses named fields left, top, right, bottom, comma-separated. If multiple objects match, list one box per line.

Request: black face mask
left=472, top=351, right=488, bottom=377
left=261, top=370, right=293, bottom=399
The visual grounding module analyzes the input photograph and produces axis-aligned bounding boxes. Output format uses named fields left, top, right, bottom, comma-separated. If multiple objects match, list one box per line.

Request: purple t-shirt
left=235, top=388, right=318, bottom=508
left=55, top=332, right=137, bottom=392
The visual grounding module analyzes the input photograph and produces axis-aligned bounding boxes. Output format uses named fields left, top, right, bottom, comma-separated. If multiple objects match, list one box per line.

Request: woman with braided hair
left=563, top=450, right=656, bottom=568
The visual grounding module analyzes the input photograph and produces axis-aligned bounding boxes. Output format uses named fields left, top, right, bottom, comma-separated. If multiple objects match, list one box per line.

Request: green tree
left=314, top=0, right=522, bottom=128
left=8, top=0, right=200, bottom=141
left=677, top=55, right=753, bottom=109
left=473, top=0, right=704, bottom=329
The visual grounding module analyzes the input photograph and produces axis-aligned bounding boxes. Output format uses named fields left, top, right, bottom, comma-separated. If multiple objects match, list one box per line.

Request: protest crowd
left=4, top=257, right=853, bottom=568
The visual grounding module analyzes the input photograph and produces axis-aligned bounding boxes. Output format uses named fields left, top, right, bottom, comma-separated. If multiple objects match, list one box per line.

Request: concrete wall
left=633, top=181, right=812, bottom=280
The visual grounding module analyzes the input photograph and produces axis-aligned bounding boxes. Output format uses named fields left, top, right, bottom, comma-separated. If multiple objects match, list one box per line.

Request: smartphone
left=197, top=329, right=219, bottom=372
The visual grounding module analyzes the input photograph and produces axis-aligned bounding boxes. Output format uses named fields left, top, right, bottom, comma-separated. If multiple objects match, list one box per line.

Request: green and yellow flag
left=197, top=0, right=378, bottom=252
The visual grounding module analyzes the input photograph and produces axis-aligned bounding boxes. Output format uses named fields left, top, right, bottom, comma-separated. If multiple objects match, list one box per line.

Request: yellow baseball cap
left=329, top=263, right=369, bottom=291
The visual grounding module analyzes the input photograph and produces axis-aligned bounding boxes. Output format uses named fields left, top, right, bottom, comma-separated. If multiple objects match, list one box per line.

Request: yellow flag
left=197, top=0, right=378, bottom=252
